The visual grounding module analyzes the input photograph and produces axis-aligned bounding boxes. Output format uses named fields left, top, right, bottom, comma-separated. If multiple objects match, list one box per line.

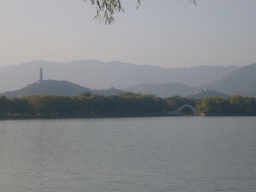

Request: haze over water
left=0, top=116, right=255, bottom=191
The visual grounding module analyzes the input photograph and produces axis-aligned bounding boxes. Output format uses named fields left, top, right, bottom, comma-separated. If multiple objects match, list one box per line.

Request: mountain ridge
left=1, top=62, right=256, bottom=98
left=125, top=63, right=256, bottom=97
left=0, top=60, right=239, bottom=93
left=203, top=63, right=256, bottom=97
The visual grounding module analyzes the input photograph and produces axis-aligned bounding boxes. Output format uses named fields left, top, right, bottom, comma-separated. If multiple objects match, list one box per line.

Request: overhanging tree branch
left=86, top=0, right=196, bottom=24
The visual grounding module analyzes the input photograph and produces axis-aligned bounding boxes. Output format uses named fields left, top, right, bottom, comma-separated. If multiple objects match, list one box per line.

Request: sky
left=0, top=0, right=256, bottom=68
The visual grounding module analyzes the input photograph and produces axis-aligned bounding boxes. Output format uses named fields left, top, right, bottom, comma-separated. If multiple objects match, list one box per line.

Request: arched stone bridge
left=168, top=104, right=200, bottom=116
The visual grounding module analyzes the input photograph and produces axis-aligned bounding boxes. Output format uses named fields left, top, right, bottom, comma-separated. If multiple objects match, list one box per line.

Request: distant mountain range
left=0, top=60, right=238, bottom=93
left=125, top=63, right=256, bottom=97
left=0, top=79, right=231, bottom=99
left=203, top=63, right=256, bottom=97
left=0, top=60, right=255, bottom=98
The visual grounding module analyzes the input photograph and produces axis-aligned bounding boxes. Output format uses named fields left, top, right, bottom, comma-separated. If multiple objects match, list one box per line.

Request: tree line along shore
left=0, top=92, right=256, bottom=119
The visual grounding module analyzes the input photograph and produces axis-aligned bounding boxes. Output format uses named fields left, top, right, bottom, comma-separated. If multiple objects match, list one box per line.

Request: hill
left=92, top=87, right=127, bottom=96
left=0, top=60, right=238, bottom=93
left=125, top=63, right=256, bottom=98
left=0, top=80, right=126, bottom=98
left=125, top=83, right=197, bottom=98
left=187, top=88, right=230, bottom=99
left=204, top=63, right=256, bottom=97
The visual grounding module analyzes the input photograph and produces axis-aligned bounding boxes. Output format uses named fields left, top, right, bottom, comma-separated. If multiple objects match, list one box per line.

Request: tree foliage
left=0, top=93, right=199, bottom=118
left=0, top=93, right=167, bottom=118
left=196, top=96, right=256, bottom=116
left=1, top=93, right=255, bottom=118
left=86, top=0, right=196, bottom=24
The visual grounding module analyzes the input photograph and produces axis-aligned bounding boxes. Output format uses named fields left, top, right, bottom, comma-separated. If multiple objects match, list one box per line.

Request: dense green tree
left=196, top=96, right=256, bottom=116
left=88, top=94, right=105, bottom=115
left=1, top=94, right=255, bottom=118
left=197, top=97, right=217, bottom=115
left=228, top=95, right=245, bottom=114
left=9, top=97, right=30, bottom=116
left=214, top=97, right=231, bottom=114
left=78, top=92, right=92, bottom=98
left=244, top=97, right=256, bottom=115
left=0, top=96, right=9, bottom=116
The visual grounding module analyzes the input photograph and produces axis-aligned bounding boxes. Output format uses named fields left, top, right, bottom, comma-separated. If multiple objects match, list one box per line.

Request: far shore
left=1, top=113, right=255, bottom=120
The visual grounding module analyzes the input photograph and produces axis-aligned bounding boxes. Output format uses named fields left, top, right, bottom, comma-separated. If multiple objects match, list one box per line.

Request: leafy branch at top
left=86, top=0, right=196, bottom=24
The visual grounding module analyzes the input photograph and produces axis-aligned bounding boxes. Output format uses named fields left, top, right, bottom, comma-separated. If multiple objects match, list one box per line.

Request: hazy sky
left=1, top=0, right=256, bottom=68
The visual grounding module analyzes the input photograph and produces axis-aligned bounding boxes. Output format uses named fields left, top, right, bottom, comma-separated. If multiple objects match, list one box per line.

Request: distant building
left=188, top=88, right=230, bottom=99
left=37, top=68, right=43, bottom=83
left=196, top=88, right=209, bottom=94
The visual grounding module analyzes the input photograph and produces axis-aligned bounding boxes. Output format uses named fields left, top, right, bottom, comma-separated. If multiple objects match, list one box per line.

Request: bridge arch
left=168, top=104, right=199, bottom=116
left=181, top=106, right=193, bottom=115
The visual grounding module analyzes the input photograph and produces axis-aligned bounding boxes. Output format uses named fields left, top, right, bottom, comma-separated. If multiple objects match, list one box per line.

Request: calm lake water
left=0, top=117, right=255, bottom=192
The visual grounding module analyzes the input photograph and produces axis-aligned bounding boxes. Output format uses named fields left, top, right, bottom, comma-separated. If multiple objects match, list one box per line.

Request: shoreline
left=0, top=113, right=181, bottom=120
left=1, top=113, right=255, bottom=120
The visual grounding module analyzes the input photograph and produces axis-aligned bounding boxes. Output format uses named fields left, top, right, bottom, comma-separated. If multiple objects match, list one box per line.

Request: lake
left=0, top=117, right=255, bottom=192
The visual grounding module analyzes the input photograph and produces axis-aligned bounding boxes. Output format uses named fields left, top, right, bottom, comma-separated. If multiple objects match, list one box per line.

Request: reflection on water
left=0, top=117, right=255, bottom=191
